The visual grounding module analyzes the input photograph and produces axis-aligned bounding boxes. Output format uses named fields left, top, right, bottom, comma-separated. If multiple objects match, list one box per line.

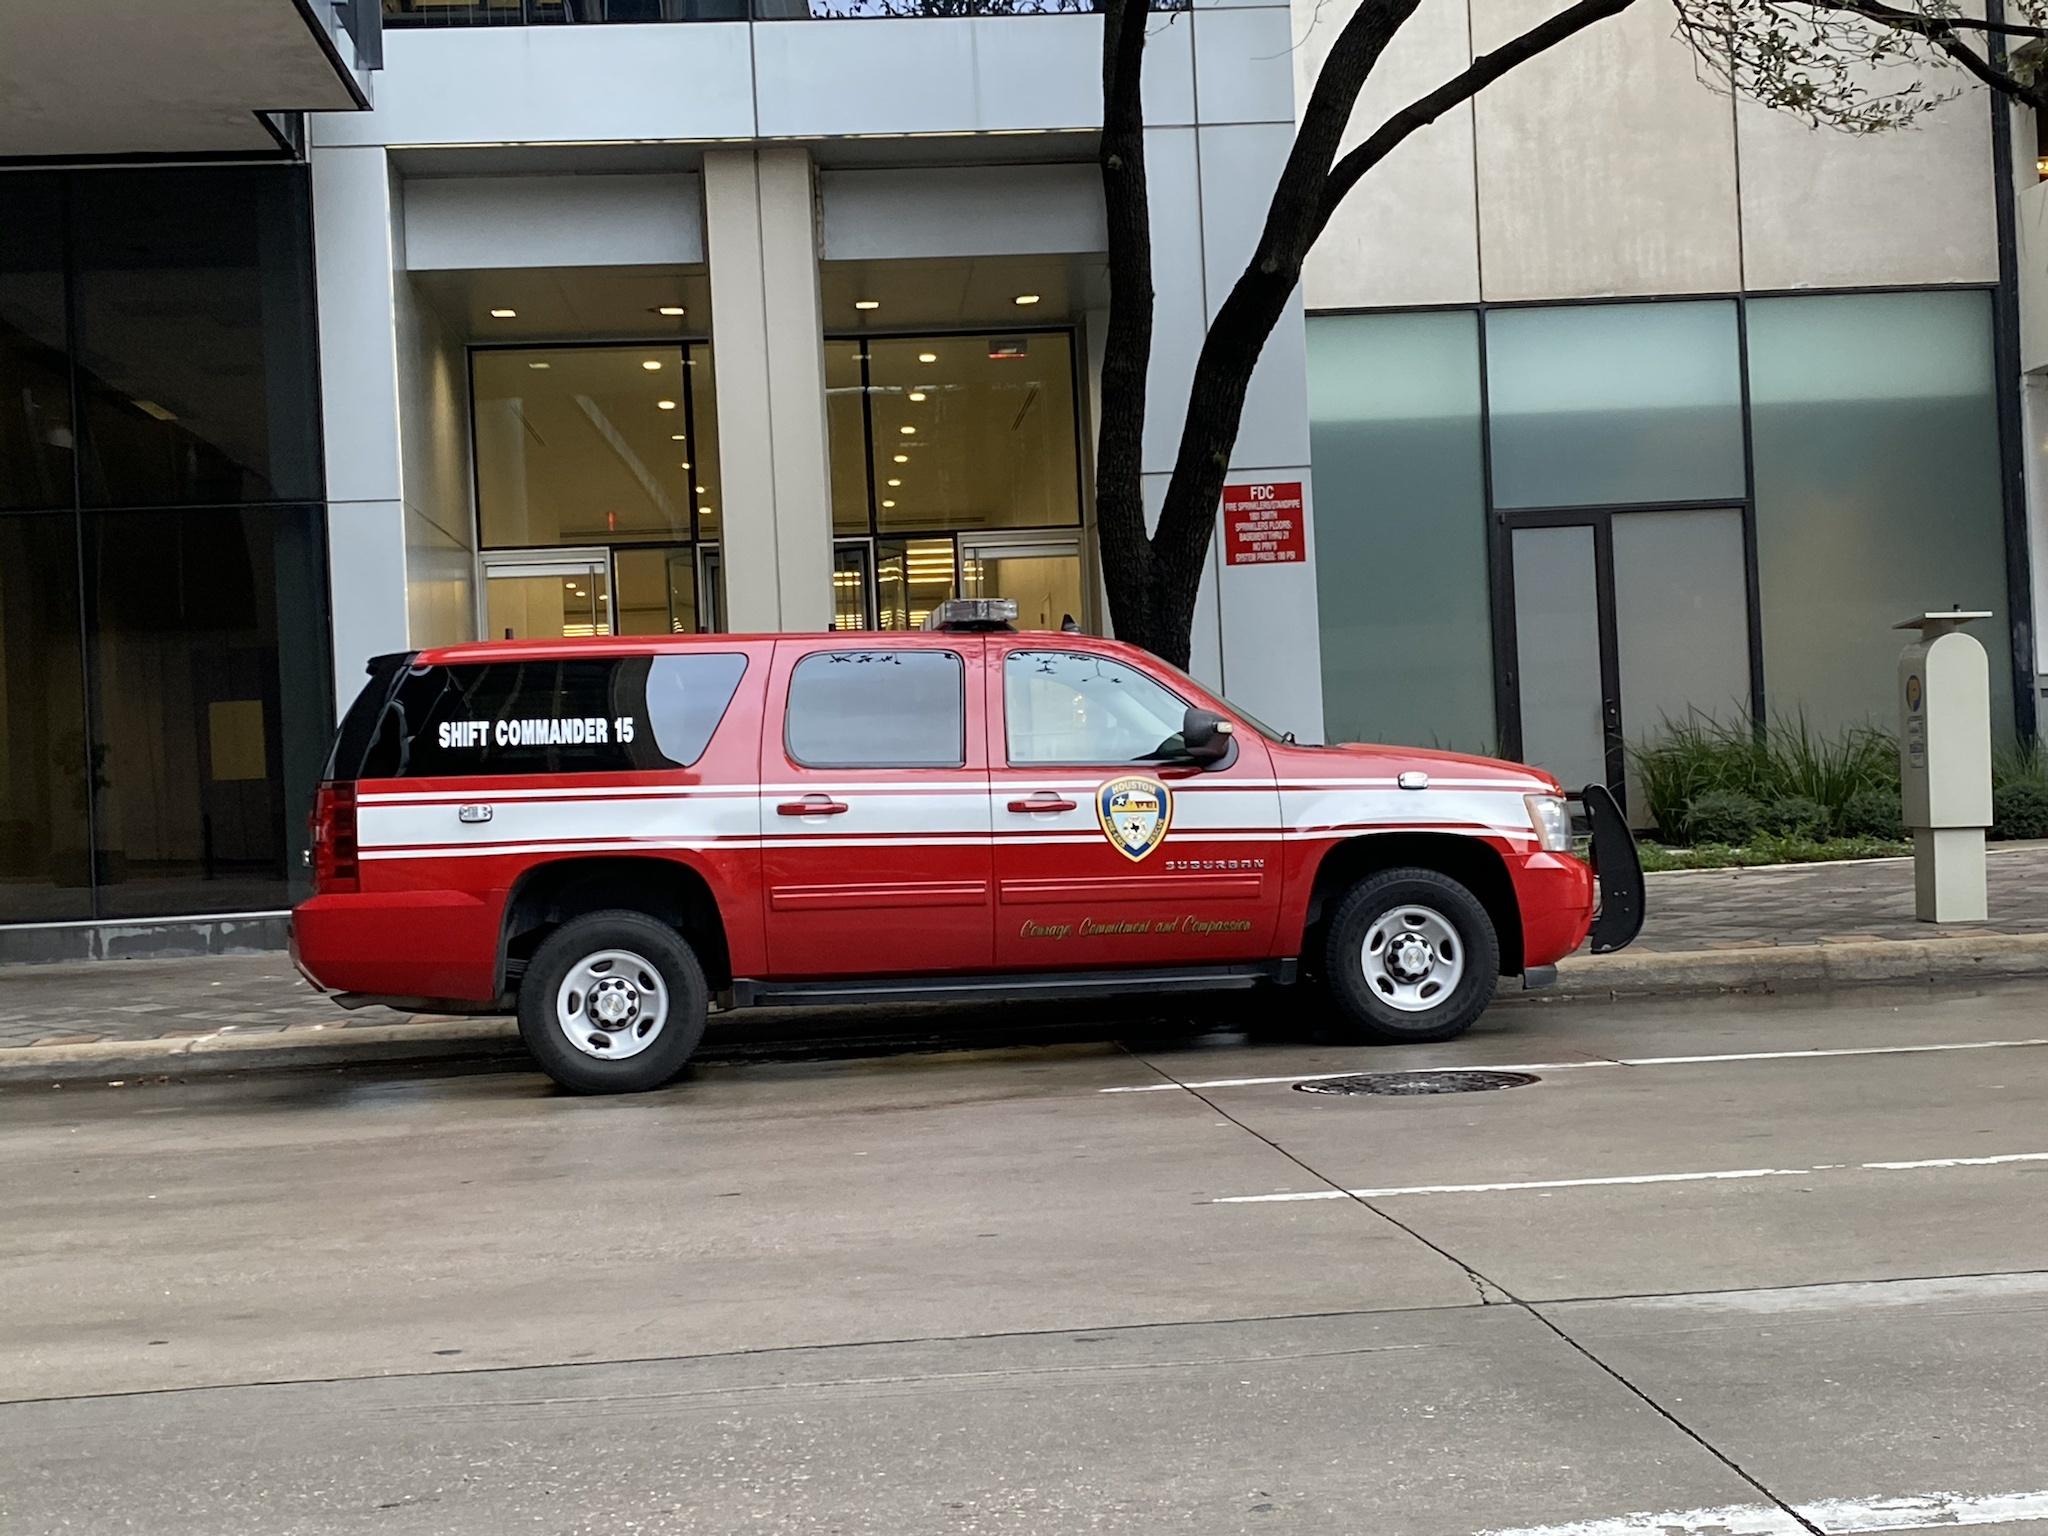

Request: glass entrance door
left=482, top=553, right=610, bottom=640
left=960, top=533, right=1085, bottom=633
left=1508, top=508, right=1753, bottom=813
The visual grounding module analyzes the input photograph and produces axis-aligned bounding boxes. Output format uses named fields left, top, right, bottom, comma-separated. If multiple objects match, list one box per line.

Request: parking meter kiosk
left=1895, top=611, right=1994, bottom=923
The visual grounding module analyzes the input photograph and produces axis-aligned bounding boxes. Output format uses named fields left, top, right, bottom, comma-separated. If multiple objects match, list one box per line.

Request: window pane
left=785, top=649, right=964, bottom=767
left=73, top=168, right=321, bottom=509
left=867, top=334, right=1081, bottom=532
left=0, top=514, right=93, bottom=921
left=616, top=547, right=699, bottom=635
left=85, top=506, right=331, bottom=918
left=1485, top=300, right=1745, bottom=509
left=645, top=653, right=748, bottom=764
left=965, top=546, right=1083, bottom=633
left=0, top=175, right=73, bottom=512
left=1004, top=650, right=1189, bottom=764
left=827, top=340, right=869, bottom=534
left=876, top=536, right=954, bottom=630
left=1748, top=290, right=2013, bottom=738
left=832, top=543, right=872, bottom=631
left=476, top=347, right=694, bottom=547
left=1309, top=312, right=1495, bottom=751
left=484, top=566, right=609, bottom=639
left=1511, top=524, right=1608, bottom=791
left=690, top=343, right=721, bottom=541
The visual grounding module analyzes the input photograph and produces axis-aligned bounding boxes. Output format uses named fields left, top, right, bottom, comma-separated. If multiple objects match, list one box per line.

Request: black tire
left=517, top=910, right=709, bottom=1094
left=1322, top=867, right=1500, bottom=1044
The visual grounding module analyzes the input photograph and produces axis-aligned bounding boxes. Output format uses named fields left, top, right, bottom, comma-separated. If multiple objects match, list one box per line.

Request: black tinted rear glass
left=785, top=649, right=964, bottom=768
left=352, top=652, right=747, bottom=779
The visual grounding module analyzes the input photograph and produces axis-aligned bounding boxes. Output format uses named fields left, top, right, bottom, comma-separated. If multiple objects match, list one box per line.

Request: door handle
left=778, top=796, right=850, bottom=816
left=1008, top=794, right=1078, bottom=813
left=457, top=804, right=493, bottom=824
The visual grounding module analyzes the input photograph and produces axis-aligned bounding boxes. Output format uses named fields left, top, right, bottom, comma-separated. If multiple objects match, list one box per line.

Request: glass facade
left=0, top=167, right=331, bottom=925
left=1307, top=312, right=1495, bottom=752
left=1309, top=288, right=2015, bottom=789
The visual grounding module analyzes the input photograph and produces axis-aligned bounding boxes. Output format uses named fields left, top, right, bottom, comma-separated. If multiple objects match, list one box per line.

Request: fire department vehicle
left=294, top=599, right=1642, bottom=1094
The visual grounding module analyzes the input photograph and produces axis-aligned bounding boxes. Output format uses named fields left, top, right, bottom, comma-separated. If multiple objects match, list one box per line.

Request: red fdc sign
left=1222, top=481, right=1306, bottom=567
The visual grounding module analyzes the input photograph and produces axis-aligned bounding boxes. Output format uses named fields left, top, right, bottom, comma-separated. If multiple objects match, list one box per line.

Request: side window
left=785, top=650, right=964, bottom=769
left=356, top=653, right=747, bottom=778
left=1004, top=650, right=1190, bottom=765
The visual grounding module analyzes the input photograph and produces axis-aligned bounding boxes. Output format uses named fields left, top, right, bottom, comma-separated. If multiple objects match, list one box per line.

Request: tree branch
left=1317, top=0, right=1641, bottom=236
left=1779, top=0, right=2048, bottom=39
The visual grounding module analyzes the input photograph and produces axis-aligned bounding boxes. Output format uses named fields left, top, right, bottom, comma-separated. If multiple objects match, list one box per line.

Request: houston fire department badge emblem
left=1097, top=776, right=1172, bottom=862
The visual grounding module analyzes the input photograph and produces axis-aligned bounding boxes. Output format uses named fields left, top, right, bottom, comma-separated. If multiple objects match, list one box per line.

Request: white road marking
left=1476, top=1486, right=2048, bottom=1535
left=1210, top=1152, right=2048, bottom=1203
left=1099, top=1037, right=2048, bottom=1093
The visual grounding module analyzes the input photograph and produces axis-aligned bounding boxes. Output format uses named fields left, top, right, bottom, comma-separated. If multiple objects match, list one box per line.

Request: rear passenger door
left=759, top=638, right=994, bottom=978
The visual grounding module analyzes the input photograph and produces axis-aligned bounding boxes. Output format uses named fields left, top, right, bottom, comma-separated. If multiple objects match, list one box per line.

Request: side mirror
left=1181, top=707, right=1235, bottom=765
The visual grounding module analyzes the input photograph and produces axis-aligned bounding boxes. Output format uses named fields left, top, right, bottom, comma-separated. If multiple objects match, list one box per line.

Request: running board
left=729, top=961, right=1294, bottom=1011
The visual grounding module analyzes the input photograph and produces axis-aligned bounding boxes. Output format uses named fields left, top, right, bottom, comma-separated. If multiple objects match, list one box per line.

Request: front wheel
left=518, top=910, right=709, bottom=1094
left=1323, top=868, right=1500, bottom=1044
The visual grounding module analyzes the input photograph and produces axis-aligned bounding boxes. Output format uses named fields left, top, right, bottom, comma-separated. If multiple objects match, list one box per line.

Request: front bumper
left=1576, top=782, right=1645, bottom=953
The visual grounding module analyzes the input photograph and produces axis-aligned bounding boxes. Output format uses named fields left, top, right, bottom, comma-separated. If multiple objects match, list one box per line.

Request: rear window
left=784, top=649, right=964, bottom=769
left=333, top=652, right=747, bottom=779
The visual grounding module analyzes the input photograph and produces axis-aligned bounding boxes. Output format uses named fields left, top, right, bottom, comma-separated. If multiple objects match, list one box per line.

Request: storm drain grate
left=1294, top=1070, right=1539, bottom=1097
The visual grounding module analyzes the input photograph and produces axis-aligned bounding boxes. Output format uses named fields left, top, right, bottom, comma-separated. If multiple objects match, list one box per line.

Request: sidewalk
left=2, top=844, right=2045, bottom=1077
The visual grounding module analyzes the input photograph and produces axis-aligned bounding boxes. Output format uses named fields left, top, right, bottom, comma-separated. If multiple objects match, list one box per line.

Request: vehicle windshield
left=1150, top=658, right=1290, bottom=744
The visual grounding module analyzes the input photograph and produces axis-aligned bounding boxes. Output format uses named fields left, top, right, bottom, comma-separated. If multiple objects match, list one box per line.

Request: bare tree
left=1097, top=0, right=2048, bottom=669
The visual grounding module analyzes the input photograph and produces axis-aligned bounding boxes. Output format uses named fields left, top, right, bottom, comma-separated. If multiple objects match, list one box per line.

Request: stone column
left=701, top=146, right=833, bottom=632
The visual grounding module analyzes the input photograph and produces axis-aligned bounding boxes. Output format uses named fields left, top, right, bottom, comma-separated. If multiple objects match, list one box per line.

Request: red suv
left=294, top=603, right=1641, bottom=1093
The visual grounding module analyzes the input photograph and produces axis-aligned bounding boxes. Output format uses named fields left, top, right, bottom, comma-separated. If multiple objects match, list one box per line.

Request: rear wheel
left=1323, top=867, right=1500, bottom=1044
left=518, top=910, right=708, bottom=1094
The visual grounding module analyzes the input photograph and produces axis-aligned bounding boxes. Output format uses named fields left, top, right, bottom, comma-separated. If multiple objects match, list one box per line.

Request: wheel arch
left=497, top=854, right=733, bottom=995
left=1300, top=833, right=1524, bottom=977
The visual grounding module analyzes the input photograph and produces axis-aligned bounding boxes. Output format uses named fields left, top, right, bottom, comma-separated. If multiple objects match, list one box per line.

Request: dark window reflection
left=72, top=170, right=320, bottom=510
left=0, top=175, right=74, bottom=512
left=85, top=506, right=331, bottom=918
left=0, top=514, right=93, bottom=921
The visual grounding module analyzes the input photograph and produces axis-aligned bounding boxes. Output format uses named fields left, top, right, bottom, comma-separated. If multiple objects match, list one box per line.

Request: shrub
left=1632, top=711, right=1898, bottom=843
left=1836, top=785, right=1905, bottom=841
left=1685, top=789, right=1762, bottom=845
left=1759, top=795, right=1829, bottom=839
left=1994, top=781, right=2048, bottom=841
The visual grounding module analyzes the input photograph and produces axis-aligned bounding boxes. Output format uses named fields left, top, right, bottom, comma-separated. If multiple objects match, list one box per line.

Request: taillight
left=311, top=781, right=359, bottom=894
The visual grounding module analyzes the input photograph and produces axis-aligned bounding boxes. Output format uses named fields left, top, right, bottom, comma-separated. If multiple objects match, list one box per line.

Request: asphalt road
left=4, top=982, right=2048, bottom=1535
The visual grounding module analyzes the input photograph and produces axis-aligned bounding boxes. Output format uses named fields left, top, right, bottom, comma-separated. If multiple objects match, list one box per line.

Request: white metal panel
left=1192, top=4, right=1295, bottom=125
left=820, top=166, right=1104, bottom=261
left=404, top=175, right=705, bottom=271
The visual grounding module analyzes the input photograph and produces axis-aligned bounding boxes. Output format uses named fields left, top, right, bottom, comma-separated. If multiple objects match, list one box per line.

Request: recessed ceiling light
left=696, top=485, right=706, bottom=493
left=886, top=477, right=901, bottom=487
left=907, top=390, right=927, bottom=402
left=527, top=361, right=551, bottom=371
left=1014, top=293, right=1041, bottom=306
left=881, top=499, right=896, bottom=509
left=642, top=359, right=663, bottom=371
left=655, top=305, right=686, bottom=317
left=658, top=399, right=677, bottom=410
left=679, top=460, right=691, bottom=469
left=489, top=308, right=517, bottom=319
left=917, top=352, right=938, bottom=364
left=892, top=453, right=909, bottom=464
left=899, top=425, right=916, bottom=435
left=854, top=300, right=880, bottom=311
left=670, top=433, right=686, bottom=441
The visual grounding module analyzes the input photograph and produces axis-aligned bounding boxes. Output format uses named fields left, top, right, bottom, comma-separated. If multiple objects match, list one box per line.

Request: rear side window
left=347, top=652, right=747, bottom=779
left=785, top=650, right=963, bottom=769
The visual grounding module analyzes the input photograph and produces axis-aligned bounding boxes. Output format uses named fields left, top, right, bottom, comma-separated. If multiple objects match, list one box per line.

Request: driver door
left=987, top=642, right=1284, bottom=970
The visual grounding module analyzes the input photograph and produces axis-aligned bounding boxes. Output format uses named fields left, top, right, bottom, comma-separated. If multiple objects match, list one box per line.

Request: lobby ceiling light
left=886, top=477, right=901, bottom=487
left=1013, top=293, right=1041, bottom=306
left=528, top=361, right=551, bottom=370
left=854, top=300, right=880, bottom=311
left=490, top=308, right=517, bottom=319
left=671, top=433, right=686, bottom=441
left=655, top=305, right=686, bottom=317
left=882, top=499, right=896, bottom=509
left=892, top=453, right=909, bottom=464
left=907, top=390, right=927, bottom=403
left=899, top=425, right=917, bottom=435
left=696, top=484, right=706, bottom=493
left=641, top=359, right=663, bottom=371
left=917, top=351, right=938, bottom=364
left=658, top=399, right=677, bottom=410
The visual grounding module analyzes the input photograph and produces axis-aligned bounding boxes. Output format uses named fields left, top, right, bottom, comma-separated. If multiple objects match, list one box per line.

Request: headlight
left=1524, top=793, right=1572, bottom=851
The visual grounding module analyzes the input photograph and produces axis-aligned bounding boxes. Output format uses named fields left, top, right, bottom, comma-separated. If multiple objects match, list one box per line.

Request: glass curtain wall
left=826, top=330, right=1085, bottom=631
left=472, top=342, right=721, bottom=638
left=0, top=167, right=331, bottom=924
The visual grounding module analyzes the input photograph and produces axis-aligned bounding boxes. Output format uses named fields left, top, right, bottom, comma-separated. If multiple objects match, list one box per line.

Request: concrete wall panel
left=1297, top=0, right=1479, bottom=309
left=404, top=174, right=704, bottom=271
left=1470, top=0, right=1740, bottom=300
left=1193, top=4, right=1295, bottom=125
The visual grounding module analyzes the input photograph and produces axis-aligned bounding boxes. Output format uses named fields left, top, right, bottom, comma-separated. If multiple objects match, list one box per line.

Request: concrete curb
left=4, top=933, right=2048, bottom=1084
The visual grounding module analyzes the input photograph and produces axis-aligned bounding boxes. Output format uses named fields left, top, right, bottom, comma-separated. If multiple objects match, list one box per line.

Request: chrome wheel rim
left=555, top=949, right=668, bottom=1060
left=1361, top=905, right=1465, bottom=1014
